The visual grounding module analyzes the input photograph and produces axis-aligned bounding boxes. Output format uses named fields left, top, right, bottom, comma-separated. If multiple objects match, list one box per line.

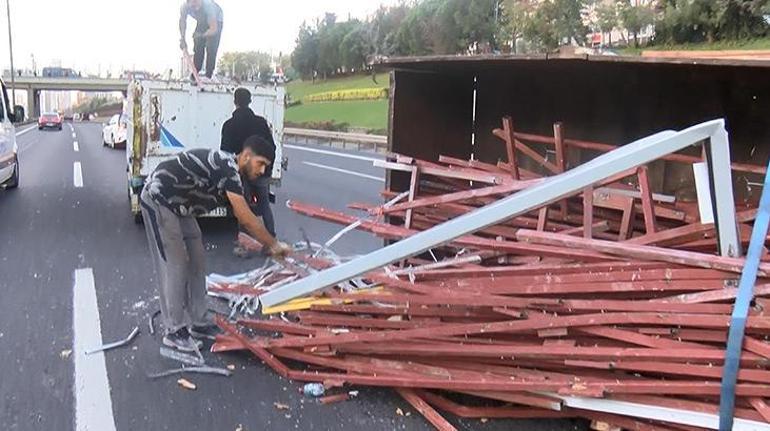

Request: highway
left=0, top=123, right=579, bottom=431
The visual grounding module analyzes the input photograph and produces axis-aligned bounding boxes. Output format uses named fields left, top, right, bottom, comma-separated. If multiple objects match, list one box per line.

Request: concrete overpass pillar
left=27, top=88, right=40, bottom=119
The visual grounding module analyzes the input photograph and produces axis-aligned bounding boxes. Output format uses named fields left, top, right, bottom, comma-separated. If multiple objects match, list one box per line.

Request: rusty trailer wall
left=384, top=55, right=770, bottom=201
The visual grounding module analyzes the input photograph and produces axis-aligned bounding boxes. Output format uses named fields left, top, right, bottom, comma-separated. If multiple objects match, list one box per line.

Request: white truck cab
left=125, top=80, right=285, bottom=222
left=0, top=79, right=19, bottom=190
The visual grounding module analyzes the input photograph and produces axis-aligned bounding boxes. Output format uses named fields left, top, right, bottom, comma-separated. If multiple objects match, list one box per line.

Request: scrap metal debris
left=85, top=326, right=139, bottom=355
left=208, top=119, right=770, bottom=431
left=147, top=366, right=232, bottom=379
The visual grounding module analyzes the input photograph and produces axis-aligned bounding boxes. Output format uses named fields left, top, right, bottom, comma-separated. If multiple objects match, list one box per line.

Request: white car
left=103, top=114, right=128, bottom=148
left=0, top=78, right=19, bottom=189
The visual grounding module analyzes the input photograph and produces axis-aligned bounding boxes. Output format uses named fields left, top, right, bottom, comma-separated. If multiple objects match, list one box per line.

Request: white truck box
left=126, top=80, right=285, bottom=221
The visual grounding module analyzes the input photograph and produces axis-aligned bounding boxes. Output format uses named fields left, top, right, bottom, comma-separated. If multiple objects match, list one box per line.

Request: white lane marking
left=73, top=268, right=117, bottom=431
left=69, top=123, right=74, bottom=132
left=73, top=162, right=83, bottom=188
left=73, top=141, right=79, bottom=152
left=302, top=161, right=384, bottom=182
left=15, top=125, right=36, bottom=137
left=72, top=132, right=77, bottom=139
left=285, top=144, right=381, bottom=163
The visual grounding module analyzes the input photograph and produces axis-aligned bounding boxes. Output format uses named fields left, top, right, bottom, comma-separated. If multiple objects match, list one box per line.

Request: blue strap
left=718, top=158, right=770, bottom=430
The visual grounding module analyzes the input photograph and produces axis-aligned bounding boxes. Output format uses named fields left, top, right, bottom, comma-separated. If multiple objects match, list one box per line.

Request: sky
left=0, top=0, right=397, bottom=76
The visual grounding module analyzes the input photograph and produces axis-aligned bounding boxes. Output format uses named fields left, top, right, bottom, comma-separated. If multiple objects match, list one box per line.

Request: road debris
left=319, top=393, right=351, bottom=405
left=210, top=120, right=770, bottom=430
left=147, top=366, right=232, bottom=379
left=177, top=378, right=196, bottom=391
left=148, top=309, right=160, bottom=335
left=159, top=346, right=205, bottom=367
left=59, top=349, right=72, bottom=359
left=85, top=326, right=139, bottom=355
left=273, top=402, right=290, bottom=411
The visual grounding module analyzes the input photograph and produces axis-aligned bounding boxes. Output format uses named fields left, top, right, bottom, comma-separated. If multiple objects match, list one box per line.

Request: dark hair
left=242, top=134, right=275, bottom=162
left=234, top=88, right=251, bottom=107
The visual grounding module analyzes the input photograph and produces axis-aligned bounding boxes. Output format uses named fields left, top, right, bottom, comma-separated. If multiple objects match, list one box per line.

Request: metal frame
left=554, top=394, right=770, bottom=431
left=260, top=120, right=741, bottom=307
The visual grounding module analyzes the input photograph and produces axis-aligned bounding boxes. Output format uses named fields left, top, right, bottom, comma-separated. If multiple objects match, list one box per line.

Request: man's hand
left=268, top=241, right=292, bottom=259
left=179, top=38, right=188, bottom=51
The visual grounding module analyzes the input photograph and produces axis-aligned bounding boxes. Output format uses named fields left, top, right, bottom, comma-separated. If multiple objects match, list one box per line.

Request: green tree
left=524, top=0, right=589, bottom=51
left=218, top=51, right=272, bottom=80
left=291, top=22, right=319, bottom=79
left=596, top=1, right=619, bottom=46
left=499, top=0, right=535, bottom=53
left=619, top=2, right=655, bottom=47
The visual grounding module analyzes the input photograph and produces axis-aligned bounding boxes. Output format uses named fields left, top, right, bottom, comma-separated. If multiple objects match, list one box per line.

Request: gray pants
left=140, top=190, right=207, bottom=334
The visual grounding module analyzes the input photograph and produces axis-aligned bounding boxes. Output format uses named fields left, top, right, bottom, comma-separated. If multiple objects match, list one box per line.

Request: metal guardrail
left=284, top=127, right=388, bottom=153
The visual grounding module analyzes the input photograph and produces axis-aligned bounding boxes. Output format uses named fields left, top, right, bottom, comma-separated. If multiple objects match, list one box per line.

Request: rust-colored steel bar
left=417, top=391, right=568, bottom=419
left=289, top=201, right=614, bottom=261
left=584, top=186, right=594, bottom=239
left=626, top=222, right=715, bottom=246
left=216, top=317, right=291, bottom=379
left=516, top=229, right=770, bottom=276
left=652, top=284, right=770, bottom=304
left=537, top=207, right=549, bottom=231
left=511, top=130, right=766, bottom=175
left=501, top=116, right=520, bottom=180
left=375, top=159, right=505, bottom=185
left=404, top=166, right=421, bottom=230
left=375, top=182, right=536, bottom=216
left=396, top=388, right=459, bottom=431
left=437, top=155, right=509, bottom=175
left=566, top=360, right=770, bottom=384
left=749, top=398, right=770, bottom=423
left=267, top=311, right=770, bottom=350
left=618, top=196, right=637, bottom=240
left=637, top=166, right=657, bottom=234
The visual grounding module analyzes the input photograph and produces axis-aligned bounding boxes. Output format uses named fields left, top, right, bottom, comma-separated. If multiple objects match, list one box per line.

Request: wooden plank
left=554, top=122, right=569, bottom=219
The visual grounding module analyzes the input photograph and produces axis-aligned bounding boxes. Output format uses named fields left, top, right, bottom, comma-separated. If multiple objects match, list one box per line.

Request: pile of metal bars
left=212, top=119, right=770, bottom=431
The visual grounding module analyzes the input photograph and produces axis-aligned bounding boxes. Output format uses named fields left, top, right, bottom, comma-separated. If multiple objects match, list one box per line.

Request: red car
left=38, top=112, right=63, bottom=131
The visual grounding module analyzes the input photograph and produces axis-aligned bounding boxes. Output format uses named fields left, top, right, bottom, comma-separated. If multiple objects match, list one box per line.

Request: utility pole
left=6, top=0, right=16, bottom=114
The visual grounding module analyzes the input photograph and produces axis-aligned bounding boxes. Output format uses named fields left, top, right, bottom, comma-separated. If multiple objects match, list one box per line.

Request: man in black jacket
left=221, top=88, right=277, bottom=252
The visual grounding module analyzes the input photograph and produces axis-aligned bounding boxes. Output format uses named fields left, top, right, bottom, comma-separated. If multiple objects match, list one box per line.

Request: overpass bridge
left=5, top=76, right=129, bottom=118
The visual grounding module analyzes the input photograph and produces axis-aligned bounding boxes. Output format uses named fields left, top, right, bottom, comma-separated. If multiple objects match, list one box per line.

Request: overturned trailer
left=379, top=54, right=770, bottom=201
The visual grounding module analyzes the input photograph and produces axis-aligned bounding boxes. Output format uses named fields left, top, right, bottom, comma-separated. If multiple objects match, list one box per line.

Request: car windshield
left=42, top=114, right=58, bottom=119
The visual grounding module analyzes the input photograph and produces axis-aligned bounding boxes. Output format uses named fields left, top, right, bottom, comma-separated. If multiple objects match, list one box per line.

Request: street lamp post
left=6, top=0, right=16, bottom=115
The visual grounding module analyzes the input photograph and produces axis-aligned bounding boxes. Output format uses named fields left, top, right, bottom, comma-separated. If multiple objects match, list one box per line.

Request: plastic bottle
left=302, top=383, right=325, bottom=397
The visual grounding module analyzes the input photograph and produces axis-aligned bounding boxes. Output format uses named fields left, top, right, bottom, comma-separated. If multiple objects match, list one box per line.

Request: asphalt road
left=0, top=123, right=583, bottom=431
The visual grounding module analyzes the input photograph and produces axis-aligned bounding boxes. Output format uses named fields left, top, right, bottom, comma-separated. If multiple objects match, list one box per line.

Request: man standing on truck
left=179, top=0, right=223, bottom=78
left=221, top=88, right=277, bottom=255
left=140, top=137, right=290, bottom=352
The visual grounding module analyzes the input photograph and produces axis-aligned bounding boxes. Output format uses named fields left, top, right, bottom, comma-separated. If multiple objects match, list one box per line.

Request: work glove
left=179, top=38, right=187, bottom=51
left=268, top=241, right=292, bottom=259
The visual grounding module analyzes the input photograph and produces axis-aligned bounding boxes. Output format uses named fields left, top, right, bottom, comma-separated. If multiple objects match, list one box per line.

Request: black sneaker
left=190, top=323, right=222, bottom=341
left=162, top=328, right=203, bottom=352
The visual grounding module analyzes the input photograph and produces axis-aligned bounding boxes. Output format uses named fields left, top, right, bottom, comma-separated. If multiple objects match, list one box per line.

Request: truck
left=125, top=80, right=285, bottom=223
